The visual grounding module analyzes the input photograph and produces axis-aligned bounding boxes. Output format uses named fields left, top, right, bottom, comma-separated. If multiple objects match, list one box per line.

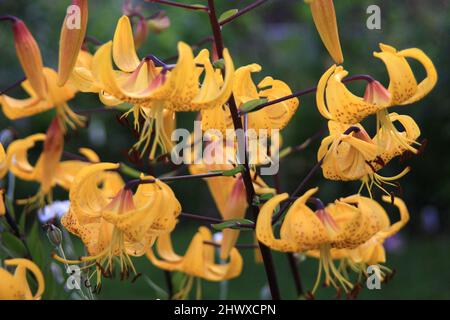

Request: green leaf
left=219, top=9, right=238, bottom=23
left=191, top=4, right=208, bottom=9
left=260, top=193, right=275, bottom=201
left=210, top=165, right=244, bottom=177
left=212, top=58, right=225, bottom=69
left=1, top=232, right=27, bottom=257
left=239, top=98, right=268, bottom=113
left=172, top=271, right=189, bottom=295
left=144, top=275, right=169, bottom=300
left=212, top=218, right=254, bottom=231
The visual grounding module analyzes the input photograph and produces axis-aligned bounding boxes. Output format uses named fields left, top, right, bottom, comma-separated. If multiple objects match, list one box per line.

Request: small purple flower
left=384, top=233, right=405, bottom=253
left=420, top=205, right=440, bottom=234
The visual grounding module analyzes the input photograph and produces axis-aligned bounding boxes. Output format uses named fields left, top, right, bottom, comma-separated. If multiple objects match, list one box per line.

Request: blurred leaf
left=211, top=165, right=244, bottom=177
left=219, top=9, right=238, bottom=23
left=1, top=232, right=27, bottom=257
left=212, top=218, right=254, bottom=231
left=172, top=271, right=188, bottom=294
left=212, top=58, right=225, bottom=69
left=239, top=98, right=268, bottom=113
left=144, top=275, right=168, bottom=300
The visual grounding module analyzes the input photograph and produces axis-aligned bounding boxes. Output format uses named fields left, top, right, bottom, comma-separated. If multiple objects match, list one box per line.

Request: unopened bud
left=57, top=0, right=89, bottom=86
left=46, top=224, right=63, bottom=246
left=147, top=13, right=170, bottom=34
left=305, top=0, right=344, bottom=64
left=12, top=19, right=47, bottom=98
left=134, top=17, right=148, bottom=49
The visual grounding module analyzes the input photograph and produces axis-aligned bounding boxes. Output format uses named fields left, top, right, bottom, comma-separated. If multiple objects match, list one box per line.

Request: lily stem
left=207, top=0, right=280, bottom=300
left=239, top=74, right=375, bottom=116
left=147, top=0, right=208, bottom=11
left=0, top=76, right=26, bottom=95
left=124, top=171, right=224, bottom=189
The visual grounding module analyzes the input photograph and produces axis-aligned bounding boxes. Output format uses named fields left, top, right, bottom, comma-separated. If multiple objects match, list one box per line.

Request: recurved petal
left=188, top=48, right=234, bottom=111
left=6, top=258, right=45, bottom=300
left=7, top=133, right=46, bottom=181
left=280, top=188, right=330, bottom=251
left=380, top=195, right=410, bottom=239
left=256, top=193, right=301, bottom=252
left=0, top=95, right=51, bottom=120
left=70, top=162, right=120, bottom=220
left=326, top=66, right=382, bottom=124
left=374, top=44, right=418, bottom=105
left=164, top=42, right=199, bottom=111
left=398, top=48, right=438, bottom=105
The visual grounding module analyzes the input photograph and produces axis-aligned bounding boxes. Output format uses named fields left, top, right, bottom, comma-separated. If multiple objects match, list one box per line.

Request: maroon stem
left=124, top=171, right=225, bottom=189
left=203, top=240, right=258, bottom=249
left=207, top=0, right=280, bottom=300
left=147, top=0, right=208, bottom=11
left=239, top=74, right=375, bottom=115
left=0, top=77, right=26, bottom=95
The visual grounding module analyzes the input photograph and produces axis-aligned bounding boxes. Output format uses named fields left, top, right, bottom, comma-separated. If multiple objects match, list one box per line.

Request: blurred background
left=0, top=0, right=449, bottom=299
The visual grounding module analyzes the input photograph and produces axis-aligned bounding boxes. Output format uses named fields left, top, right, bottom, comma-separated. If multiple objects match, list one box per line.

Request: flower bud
left=133, top=17, right=148, bottom=49
left=305, top=0, right=344, bottom=64
left=147, top=13, right=170, bottom=34
left=57, top=0, right=88, bottom=86
left=12, top=19, right=47, bottom=98
left=46, top=224, right=63, bottom=247
left=41, top=119, right=64, bottom=193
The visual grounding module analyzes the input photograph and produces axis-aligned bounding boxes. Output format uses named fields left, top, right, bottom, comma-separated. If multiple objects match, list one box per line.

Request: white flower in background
left=213, top=232, right=223, bottom=244
left=38, top=200, right=70, bottom=223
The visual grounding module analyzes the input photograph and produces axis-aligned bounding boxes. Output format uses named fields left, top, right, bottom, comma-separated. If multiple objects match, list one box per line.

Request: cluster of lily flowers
left=0, top=0, right=437, bottom=300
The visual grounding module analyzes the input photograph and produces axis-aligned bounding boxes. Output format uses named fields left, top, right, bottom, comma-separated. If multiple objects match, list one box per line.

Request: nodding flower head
left=56, top=162, right=181, bottom=287
left=256, top=188, right=387, bottom=294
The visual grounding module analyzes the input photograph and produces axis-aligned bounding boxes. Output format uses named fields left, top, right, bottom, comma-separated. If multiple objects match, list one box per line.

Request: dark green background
left=0, top=0, right=449, bottom=299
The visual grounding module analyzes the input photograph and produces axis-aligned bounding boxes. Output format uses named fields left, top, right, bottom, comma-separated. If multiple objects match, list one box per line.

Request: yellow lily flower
left=0, top=258, right=45, bottom=300
left=256, top=188, right=387, bottom=293
left=344, top=196, right=409, bottom=266
left=57, top=0, right=88, bottom=86
left=79, top=15, right=234, bottom=159
left=189, top=142, right=275, bottom=260
left=318, top=113, right=420, bottom=195
left=68, top=49, right=103, bottom=93
left=305, top=0, right=344, bottom=64
left=201, top=63, right=298, bottom=134
left=6, top=120, right=99, bottom=207
left=0, top=189, right=5, bottom=216
left=316, top=44, right=437, bottom=124
left=0, top=67, right=85, bottom=130
left=307, top=196, right=409, bottom=282
left=57, top=162, right=181, bottom=286
left=0, top=143, right=8, bottom=178
left=146, top=226, right=243, bottom=289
